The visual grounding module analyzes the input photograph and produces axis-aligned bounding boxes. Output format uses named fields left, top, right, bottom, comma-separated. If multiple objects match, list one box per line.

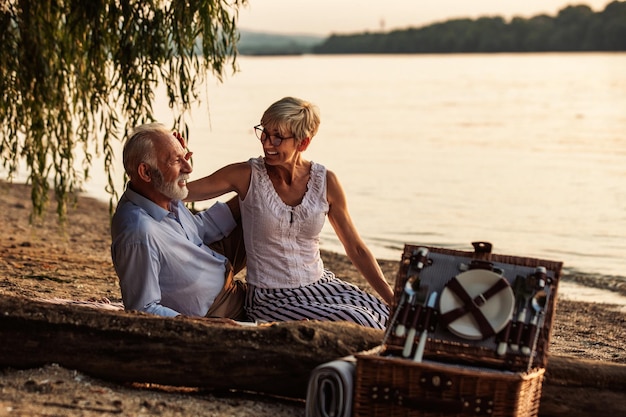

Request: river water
left=76, top=53, right=626, bottom=280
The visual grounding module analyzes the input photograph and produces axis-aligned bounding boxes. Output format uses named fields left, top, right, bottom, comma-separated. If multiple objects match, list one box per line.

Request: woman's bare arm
left=326, top=170, right=394, bottom=304
left=185, top=162, right=251, bottom=202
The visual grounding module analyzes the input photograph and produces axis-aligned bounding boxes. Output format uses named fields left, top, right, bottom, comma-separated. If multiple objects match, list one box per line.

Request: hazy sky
left=236, top=0, right=614, bottom=36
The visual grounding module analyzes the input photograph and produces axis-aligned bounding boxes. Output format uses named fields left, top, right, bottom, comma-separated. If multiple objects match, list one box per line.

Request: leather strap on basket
left=439, top=276, right=510, bottom=339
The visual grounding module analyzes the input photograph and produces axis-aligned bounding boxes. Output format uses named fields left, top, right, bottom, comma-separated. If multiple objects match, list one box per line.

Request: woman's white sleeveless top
left=241, top=157, right=328, bottom=288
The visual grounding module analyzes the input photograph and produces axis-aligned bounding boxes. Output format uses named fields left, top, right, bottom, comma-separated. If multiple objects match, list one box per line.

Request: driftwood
left=1, top=294, right=625, bottom=415
left=0, top=294, right=380, bottom=398
left=540, top=355, right=626, bottom=417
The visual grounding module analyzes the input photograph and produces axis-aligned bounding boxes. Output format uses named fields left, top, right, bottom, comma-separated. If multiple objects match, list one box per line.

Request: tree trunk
left=1, top=294, right=624, bottom=415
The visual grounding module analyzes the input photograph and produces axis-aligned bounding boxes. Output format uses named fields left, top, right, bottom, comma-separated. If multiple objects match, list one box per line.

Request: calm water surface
left=80, top=53, right=626, bottom=278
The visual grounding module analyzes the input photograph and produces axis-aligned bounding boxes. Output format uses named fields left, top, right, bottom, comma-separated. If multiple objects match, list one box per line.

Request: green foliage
left=0, top=0, right=245, bottom=220
left=314, top=1, right=626, bottom=54
left=237, top=30, right=324, bottom=55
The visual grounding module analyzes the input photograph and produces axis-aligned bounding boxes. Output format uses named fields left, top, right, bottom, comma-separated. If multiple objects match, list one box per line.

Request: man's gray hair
left=123, top=123, right=170, bottom=179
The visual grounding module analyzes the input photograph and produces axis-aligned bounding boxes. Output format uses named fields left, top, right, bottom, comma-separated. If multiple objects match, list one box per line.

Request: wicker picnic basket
left=353, top=242, right=562, bottom=417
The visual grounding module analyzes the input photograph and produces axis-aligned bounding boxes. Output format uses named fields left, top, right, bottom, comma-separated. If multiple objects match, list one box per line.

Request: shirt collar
left=124, top=183, right=177, bottom=222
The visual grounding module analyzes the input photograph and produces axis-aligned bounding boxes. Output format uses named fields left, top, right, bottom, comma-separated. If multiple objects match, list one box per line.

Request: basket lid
left=384, top=242, right=562, bottom=371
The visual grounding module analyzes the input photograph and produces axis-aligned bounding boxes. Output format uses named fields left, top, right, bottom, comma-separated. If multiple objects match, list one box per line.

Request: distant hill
left=237, top=30, right=325, bottom=55
left=313, top=1, right=626, bottom=53
left=236, top=1, right=626, bottom=55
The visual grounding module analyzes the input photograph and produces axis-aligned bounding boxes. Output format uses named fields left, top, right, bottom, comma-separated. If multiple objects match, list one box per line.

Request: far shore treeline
left=239, top=1, right=626, bottom=55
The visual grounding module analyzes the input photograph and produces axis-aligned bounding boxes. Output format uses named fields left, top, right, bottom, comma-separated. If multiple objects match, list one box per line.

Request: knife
left=497, top=276, right=523, bottom=354
left=401, top=303, right=421, bottom=357
left=413, top=291, right=438, bottom=362
left=394, top=293, right=414, bottom=338
left=396, top=248, right=429, bottom=338
left=496, top=321, right=513, bottom=356
left=522, top=288, right=547, bottom=356
left=384, top=248, right=429, bottom=344
left=510, top=276, right=533, bottom=352
left=526, top=289, right=550, bottom=371
left=401, top=286, right=429, bottom=358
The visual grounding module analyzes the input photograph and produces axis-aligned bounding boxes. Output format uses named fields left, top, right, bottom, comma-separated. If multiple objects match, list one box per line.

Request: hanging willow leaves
left=0, top=0, right=245, bottom=220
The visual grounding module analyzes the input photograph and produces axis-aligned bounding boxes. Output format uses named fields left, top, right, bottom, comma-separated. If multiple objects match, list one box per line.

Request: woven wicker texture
left=353, top=243, right=561, bottom=417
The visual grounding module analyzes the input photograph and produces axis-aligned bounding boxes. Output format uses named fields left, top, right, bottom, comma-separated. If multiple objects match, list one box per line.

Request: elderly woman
left=186, top=96, right=392, bottom=329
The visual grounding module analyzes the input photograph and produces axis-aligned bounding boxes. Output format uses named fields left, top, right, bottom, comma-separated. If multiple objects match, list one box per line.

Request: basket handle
left=472, top=241, right=493, bottom=254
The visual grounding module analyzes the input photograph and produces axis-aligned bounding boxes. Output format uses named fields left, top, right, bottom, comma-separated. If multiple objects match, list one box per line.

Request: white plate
left=439, top=269, right=515, bottom=340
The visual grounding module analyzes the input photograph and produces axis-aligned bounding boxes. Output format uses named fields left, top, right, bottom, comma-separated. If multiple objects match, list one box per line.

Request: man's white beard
left=152, top=168, right=189, bottom=201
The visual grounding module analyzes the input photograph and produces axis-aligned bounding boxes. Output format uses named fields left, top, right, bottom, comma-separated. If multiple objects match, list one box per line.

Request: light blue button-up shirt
left=111, top=186, right=237, bottom=317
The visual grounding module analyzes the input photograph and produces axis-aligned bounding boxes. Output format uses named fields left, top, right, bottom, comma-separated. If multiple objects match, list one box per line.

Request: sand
left=0, top=180, right=624, bottom=416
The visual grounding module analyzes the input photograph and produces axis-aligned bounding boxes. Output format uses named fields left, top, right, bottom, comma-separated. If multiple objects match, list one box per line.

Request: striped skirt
left=245, top=270, right=389, bottom=330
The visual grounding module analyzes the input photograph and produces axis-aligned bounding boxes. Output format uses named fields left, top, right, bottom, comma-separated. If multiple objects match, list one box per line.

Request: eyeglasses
left=254, top=124, right=294, bottom=147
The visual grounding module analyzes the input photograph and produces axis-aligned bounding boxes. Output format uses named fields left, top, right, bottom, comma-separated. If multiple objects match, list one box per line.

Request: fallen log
left=0, top=294, right=381, bottom=398
left=540, top=355, right=626, bottom=417
left=1, top=294, right=625, bottom=415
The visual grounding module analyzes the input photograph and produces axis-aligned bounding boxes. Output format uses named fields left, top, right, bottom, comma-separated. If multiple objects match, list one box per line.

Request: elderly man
left=110, top=122, right=246, bottom=320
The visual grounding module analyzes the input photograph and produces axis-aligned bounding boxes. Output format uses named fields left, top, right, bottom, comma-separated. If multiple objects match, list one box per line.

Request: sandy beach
left=0, top=179, right=624, bottom=416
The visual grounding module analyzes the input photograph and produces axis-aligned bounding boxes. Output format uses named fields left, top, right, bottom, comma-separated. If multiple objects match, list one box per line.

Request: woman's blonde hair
left=260, top=97, right=321, bottom=144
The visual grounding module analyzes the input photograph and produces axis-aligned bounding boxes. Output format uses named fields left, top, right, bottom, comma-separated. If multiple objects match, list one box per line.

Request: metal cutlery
left=495, top=275, right=526, bottom=355
left=401, top=284, right=430, bottom=358
left=521, top=289, right=547, bottom=355
left=511, top=273, right=538, bottom=352
left=503, top=267, right=548, bottom=357
left=520, top=267, right=547, bottom=355
left=413, top=291, right=438, bottom=362
left=505, top=276, right=529, bottom=353
left=383, top=248, right=429, bottom=344
left=402, top=297, right=423, bottom=357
